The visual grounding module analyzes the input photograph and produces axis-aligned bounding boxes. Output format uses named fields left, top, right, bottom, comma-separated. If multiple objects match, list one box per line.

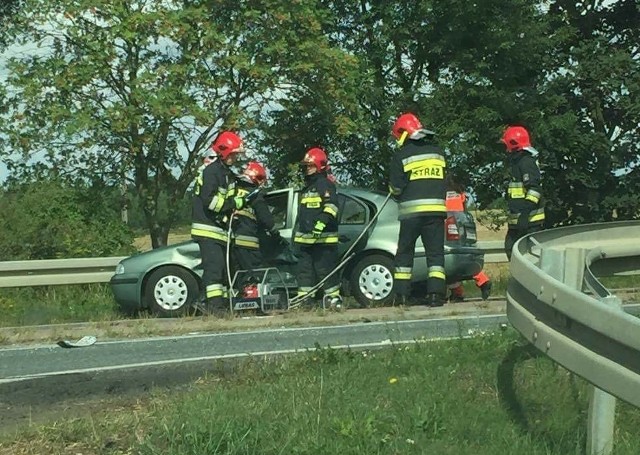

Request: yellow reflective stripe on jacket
left=401, top=153, right=445, bottom=168
left=234, top=234, right=260, bottom=249
left=508, top=182, right=525, bottom=198
left=529, top=208, right=545, bottom=222
left=507, top=209, right=546, bottom=225
left=525, top=189, right=541, bottom=204
left=402, top=154, right=446, bottom=181
left=398, top=199, right=447, bottom=216
left=191, top=223, right=228, bottom=242
left=208, top=186, right=234, bottom=212
left=428, top=266, right=446, bottom=280
left=323, top=203, right=338, bottom=218
left=394, top=267, right=412, bottom=280
left=293, top=232, right=339, bottom=244
left=235, top=209, right=256, bottom=221
left=301, top=194, right=322, bottom=206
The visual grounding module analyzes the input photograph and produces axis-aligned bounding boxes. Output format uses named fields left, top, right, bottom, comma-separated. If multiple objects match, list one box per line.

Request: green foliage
left=0, top=0, right=638, bottom=239
left=0, top=180, right=135, bottom=259
left=0, top=0, right=357, bottom=247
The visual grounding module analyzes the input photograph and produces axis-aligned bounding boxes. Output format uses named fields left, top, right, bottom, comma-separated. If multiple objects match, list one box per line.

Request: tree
left=0, top=0, right=356, bottom=247
left=262, top=0, right=551, bottom=192
left=536, top=0, right=640, bottom=224
left=264, top=0, right=640, bottom=227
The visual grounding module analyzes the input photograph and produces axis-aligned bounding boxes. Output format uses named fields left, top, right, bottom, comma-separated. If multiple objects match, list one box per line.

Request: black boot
left=480, top=281, right=492, bottom=300
left=426, top=293, right=446, bottom=308
left=203, top=297, right=229, bottom=317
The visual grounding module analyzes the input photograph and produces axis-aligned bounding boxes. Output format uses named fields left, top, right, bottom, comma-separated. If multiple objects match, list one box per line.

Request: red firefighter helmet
left=211, top=131, right=244, bottom=159
left=392, top=113, right=423, bottom=140
left=243, top=161, right=267, bottom=186
left=301, top=147, right=328, bottom=171
left=501, top=126, right=531, bottom=152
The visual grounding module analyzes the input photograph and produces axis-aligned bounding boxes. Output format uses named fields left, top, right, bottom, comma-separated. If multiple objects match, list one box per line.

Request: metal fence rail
left=0, top=240, right=507, bottom=288
left=507, top=220, right=640, bottom=455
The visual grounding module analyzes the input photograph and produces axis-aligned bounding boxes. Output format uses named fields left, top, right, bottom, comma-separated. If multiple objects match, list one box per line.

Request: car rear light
left=445, top=216, right=459, bottom=241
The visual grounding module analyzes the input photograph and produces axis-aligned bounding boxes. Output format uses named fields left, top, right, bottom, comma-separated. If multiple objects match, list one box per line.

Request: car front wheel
left=144, top=266, right=199, bottom=317
left=350, top=254, right=395, bottom=307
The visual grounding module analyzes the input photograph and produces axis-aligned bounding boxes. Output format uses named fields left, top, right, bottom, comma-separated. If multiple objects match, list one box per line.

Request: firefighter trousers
left=195, top=238, right=227, bottom=309
left=393, top=216, right=446, bottom=298
left=234, top=246, right=262, bottom=272
left=504, top=225, right=543, bottom=260
left=296, top=243, right=340, bottom=298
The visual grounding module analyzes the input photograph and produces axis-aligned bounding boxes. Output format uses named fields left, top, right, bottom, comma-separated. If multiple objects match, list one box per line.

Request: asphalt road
left=0, top=313, right=507, bottom=382
left=0, top=309, right=509, bottom=432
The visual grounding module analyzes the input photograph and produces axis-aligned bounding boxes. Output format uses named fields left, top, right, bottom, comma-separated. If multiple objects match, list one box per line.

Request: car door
left=336, top=192, right=371, bottom=258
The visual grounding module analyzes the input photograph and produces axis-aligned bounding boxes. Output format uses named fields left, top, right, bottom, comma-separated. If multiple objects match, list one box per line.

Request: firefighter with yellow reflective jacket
left=501, top=125, right=545, bottom=259
left=232, top=161, right=283, bottom=271
left=293, top=147, right=342, bottom=307
left=389, top=113, right=447, bottom=308
left=191, top=131, right=245, bottom=315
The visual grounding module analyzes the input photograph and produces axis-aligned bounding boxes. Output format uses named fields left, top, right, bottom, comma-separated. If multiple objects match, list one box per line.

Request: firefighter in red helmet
left=293, top=147, right=342, bottom=307
left=389, top=113, right=447, bottom=307
left=501, top=125, right=545, bottom=259
left=231, top=161, right=283, bottom=271
left=191, top=131, right=246, bottom=316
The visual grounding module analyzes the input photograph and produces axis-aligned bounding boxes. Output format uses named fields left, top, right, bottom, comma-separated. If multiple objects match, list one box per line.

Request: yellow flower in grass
left=389, top=377, right=398, bottom=384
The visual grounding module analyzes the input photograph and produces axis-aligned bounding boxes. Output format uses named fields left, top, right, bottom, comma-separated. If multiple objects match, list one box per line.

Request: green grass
left=0, top=284, right=124, bottom=327
left=2, top=331, right=640, bottom=454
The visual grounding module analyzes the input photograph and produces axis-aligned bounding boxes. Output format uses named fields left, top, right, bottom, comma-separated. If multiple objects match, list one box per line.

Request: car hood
left=120, top=240, right=201, bottom=272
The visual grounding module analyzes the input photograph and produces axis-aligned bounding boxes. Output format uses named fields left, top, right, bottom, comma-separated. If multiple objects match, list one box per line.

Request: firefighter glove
left=312, top=220, right=326, bottom=238
left=516, top=211, right=529, bottom=231
left=233, top=196, right=245, bottom=210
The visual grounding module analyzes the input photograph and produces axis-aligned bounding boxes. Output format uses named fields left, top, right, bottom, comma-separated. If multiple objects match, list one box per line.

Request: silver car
left=110, top=187, right=484, bottom=316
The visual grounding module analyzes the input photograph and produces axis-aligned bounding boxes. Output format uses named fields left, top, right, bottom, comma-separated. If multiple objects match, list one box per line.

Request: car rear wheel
left=144, top=266, right=199, bottom=317
left=350, top=254, right=395, bottom=307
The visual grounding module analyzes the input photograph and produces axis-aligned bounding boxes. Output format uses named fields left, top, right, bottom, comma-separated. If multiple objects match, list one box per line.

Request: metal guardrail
left=507, top=220, right=640, bottom=455
left=0, top=240, right=507, bottom=288
left=0, top=257, right=128, bottom=287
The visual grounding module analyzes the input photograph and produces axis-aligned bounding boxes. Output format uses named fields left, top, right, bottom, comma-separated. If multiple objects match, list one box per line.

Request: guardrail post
left=540, top=248, right=622, bottom=455
left=586, top=295, right=621, bottom=455
left=541, top=247, right=616, bottom=455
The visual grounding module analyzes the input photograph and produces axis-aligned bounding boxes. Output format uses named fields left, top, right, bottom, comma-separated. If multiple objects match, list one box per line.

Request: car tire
left=350, top=254, right=395, bottom=307
left=144, top=266, right=199, bottom=317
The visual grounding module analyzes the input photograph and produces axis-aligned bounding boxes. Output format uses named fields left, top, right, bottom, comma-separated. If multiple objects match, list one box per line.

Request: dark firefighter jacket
left=506, top=151, right=545, bottom=227
left=232, top=182, right=275, bottom=249
left=293, top=172, right=339, bottom=245
left=389, top=138, right=447, bottom=220
left=191, top=158, right=236, bottom=243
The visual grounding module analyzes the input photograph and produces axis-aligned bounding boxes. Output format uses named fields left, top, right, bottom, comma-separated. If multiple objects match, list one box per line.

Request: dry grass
left=133, top=233, right=191, bottom=252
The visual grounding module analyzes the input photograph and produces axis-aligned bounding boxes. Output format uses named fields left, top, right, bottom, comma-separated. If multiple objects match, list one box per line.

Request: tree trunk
left=150, top=224, right=170, bottom=249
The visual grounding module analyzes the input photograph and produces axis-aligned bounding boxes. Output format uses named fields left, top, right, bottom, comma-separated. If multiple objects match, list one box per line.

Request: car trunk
left=445, top=211, right=478, bottom=247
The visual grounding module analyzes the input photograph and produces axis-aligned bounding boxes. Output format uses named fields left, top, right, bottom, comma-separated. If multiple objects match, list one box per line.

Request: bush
left=0, top=180, right=135, bottom=259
